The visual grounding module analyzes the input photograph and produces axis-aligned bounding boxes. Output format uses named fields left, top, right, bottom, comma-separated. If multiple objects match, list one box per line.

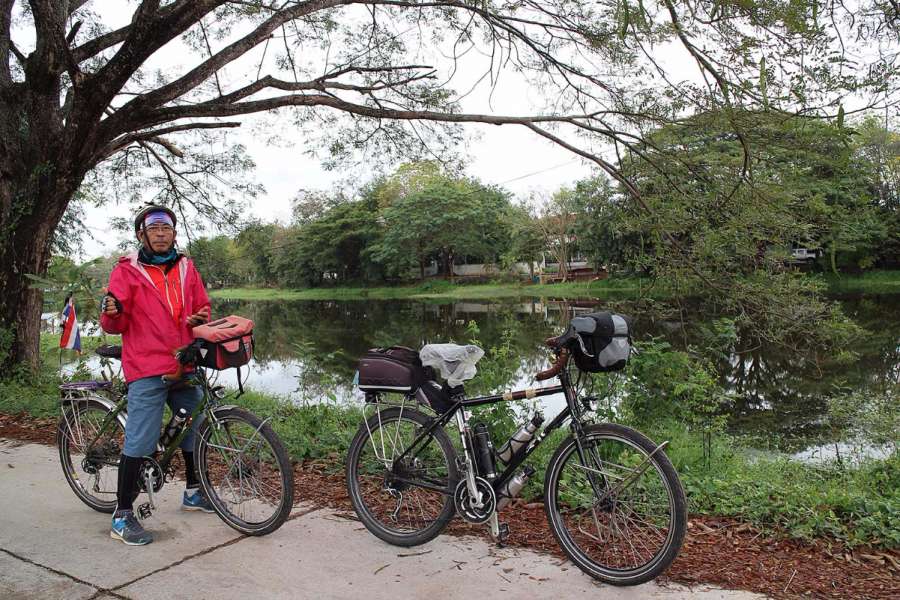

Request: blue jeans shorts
left=123, top=375, right=203, bottom=457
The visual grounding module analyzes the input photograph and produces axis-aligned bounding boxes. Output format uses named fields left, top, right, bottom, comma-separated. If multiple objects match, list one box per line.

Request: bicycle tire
left=544, top=423, right=687, bottom=586
left=57, top=398, right=125, bottom=514
left=346, top=406, right=459, bottom=547
left=194, top=406, right=294, bottom=536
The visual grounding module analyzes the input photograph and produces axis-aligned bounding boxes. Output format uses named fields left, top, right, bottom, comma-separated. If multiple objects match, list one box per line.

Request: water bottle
left=496, top=465, right=535, bottom=510
left=472, top=423, right=498, bottom=480
left=159, top=408, right=189, bottom=449
left=496, top=412, right=544, bottom=464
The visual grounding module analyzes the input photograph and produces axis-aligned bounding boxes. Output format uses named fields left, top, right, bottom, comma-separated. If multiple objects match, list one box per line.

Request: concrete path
left=0, top=440, right=764, bottom=599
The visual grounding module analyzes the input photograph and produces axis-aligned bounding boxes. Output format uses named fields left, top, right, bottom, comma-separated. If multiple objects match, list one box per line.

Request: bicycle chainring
left=138, top=457, right=165, bottom=493
left=454, top=477, right=496, bottom=524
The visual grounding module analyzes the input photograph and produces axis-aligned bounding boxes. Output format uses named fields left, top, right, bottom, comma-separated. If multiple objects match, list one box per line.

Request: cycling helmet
left=134, top=204, right=177, bottom=233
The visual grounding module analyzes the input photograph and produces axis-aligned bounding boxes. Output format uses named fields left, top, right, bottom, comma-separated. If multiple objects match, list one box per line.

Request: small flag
left=60, top=296, right=82, bottom=353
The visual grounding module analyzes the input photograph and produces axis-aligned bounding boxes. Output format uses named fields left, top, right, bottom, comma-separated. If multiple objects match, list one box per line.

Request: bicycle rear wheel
left=544, top=423, right=686, bottom=586
left=346, top=406, right=458, bottom=546
left=57, top=399, right=125, bottom=513
left=194, top=407, right=294, bottom=536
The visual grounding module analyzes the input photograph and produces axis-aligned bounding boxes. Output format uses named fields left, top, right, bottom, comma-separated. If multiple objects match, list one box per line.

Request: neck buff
left=138, top=246, right=180, bottom=267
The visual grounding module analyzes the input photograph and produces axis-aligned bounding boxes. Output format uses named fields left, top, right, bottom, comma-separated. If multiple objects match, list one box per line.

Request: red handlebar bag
left=192, top=315, right=254, bottom=370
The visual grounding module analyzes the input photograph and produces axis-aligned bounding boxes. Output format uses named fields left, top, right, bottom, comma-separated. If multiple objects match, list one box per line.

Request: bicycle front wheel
left=57, top=399, right=125, bottom=513
left=194, top=407, right=294, bottom=536
left=544, top=423, right=686, bottom=586
left=346, top=406, right=459, bottom=547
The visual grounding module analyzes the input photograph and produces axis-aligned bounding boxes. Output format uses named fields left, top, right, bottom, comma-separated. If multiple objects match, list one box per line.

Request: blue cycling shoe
left=182, top=488, right=215, bottom=513
left=110, top=509, right=153, bottom=545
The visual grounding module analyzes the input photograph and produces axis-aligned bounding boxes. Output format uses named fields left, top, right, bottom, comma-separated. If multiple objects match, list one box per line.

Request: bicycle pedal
left=497, top=522, right=510, bottom=546
left=137, top=502, right=153, bottom=520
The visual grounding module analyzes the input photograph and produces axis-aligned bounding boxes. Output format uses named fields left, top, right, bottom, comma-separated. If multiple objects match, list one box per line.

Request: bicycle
left=57, top=340, right=294, bottom=536
left=345, top=323, right=687, bottom=586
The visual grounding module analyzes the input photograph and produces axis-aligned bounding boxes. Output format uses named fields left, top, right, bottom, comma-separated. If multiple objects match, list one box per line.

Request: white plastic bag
left=419, top=343, right=485, bottom=387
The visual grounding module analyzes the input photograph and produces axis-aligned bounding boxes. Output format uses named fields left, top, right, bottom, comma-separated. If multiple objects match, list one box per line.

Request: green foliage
left=568, top=176, right=634, bottom=271
left=235, top=390, right=364, bottom=461
left=187, top=236, right=240, bottom=287
left=28, top=255, right=112, bottom=315
left=674, top=439, right=900, bottom=547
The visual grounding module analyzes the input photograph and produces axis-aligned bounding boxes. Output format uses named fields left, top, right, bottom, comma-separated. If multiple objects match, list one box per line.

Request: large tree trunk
left=0, top=10, right=84, bottom=373
left=0, top=175, right=76, bottom=373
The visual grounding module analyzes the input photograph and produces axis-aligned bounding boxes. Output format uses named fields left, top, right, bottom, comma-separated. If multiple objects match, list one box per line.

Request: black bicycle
left=345, top=322, right=687, bottom=586
left=57, top=341, right=294, bottom=536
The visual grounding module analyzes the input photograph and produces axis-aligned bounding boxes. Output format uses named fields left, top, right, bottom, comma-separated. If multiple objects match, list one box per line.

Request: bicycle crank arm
left=143, top=472, right=158, bottom=512
left=489, top=512, right=500, bottom=539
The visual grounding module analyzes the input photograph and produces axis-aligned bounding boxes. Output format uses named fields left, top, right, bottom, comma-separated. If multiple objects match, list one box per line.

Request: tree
left=293, top=198, right=382, bottom=284
left=187, top=235, right=238, bottom=286
left=2, top=1, right=896, bottom=370
left=502, top=203, right=544, bottom=280
left=568, top=176, right=633, bottom=272
left=373, top=174, right=512, bottom=279
left=852, top=116, right=900, bottom=268
left=535, top=190, right=578, bottom=281
left=618, top=110, right=878, bottom=346
left=234, top=221, right=278, bottom=286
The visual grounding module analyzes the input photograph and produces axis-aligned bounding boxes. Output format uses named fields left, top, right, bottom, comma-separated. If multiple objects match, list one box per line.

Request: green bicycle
left=57, top=342, right=294, bottom=536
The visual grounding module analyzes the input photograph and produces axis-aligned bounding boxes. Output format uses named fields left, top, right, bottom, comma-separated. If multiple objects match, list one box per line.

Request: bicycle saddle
left=95, top=344, right=122, bottom=360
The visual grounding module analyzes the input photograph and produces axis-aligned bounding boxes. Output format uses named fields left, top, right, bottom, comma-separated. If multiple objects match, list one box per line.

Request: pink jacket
left=101, top=253, right=211, bottom=383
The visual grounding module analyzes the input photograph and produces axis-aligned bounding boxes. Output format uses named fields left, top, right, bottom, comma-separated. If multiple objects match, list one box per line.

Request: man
left=101, top=205, right=213, bottom=546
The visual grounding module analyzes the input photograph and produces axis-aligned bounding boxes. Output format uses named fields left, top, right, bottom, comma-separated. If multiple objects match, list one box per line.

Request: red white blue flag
left=60, top=296, right=82, bottom=353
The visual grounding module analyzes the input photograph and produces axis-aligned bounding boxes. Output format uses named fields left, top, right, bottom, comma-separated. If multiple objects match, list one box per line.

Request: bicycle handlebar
left=161, top=342, right=201, bottom=384
left=535, top=347, right=570, bottom=381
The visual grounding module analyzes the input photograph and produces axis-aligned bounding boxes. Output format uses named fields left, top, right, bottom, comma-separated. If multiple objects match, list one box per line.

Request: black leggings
left=116, top=450, right=199, bottom=511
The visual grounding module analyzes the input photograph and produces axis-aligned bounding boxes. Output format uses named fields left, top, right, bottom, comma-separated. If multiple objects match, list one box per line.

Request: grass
left=820, top=269, right=900, bottom=294
left=211, top=269, right=900, bottom=302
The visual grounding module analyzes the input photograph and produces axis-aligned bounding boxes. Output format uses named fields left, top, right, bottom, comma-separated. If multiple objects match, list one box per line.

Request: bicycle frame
left=384, top=366, right=590, bottom=501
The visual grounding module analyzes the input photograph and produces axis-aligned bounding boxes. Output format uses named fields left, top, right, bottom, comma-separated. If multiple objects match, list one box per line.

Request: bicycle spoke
left=551, top=429, right=681, bottom=579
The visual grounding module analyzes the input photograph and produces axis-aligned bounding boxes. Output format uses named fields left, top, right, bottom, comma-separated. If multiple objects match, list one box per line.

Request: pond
left=66, top=293, right=900, bottom=455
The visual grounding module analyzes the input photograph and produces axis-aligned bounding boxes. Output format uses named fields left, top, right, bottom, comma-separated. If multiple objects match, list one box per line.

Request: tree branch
left=99, top=121, right=241, bottom=161
left=81, top=1, right=225, bottom=120
left=28, top=0, right=76, bottom=81
left=138, top=91, right=589, bottom=129
left=68, top=0, right=91, bottom=16
left=118, top=0, right=349, bottom=115
left=70, top=24, right=132, bottom=63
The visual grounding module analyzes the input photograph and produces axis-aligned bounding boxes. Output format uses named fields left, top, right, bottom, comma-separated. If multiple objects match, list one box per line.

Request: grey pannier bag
left=568, top=312, right=632, bottom=373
